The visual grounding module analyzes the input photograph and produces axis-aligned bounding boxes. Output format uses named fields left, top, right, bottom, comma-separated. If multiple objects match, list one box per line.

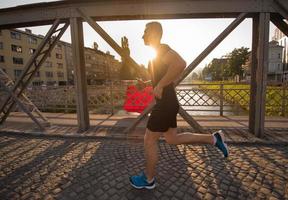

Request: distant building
left=272, top=27, right=288, bottom=82
left=62, top=41, right=121, bottom=85
left=0, top=28, right=121, bottom=86
left=243, top=41, right=284, bottom=84
left=204, top=74, right=212, bottom=81
left=267, top=40, right=284, bottom=83
left=0, top=29, right=67, bottom=86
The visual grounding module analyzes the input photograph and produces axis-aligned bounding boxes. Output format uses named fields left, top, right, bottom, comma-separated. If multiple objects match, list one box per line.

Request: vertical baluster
left=220, top=84, right=224, bottom=116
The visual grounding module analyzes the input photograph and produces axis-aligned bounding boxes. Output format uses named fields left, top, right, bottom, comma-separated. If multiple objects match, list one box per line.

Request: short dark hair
left=146, top=21, right=163, bottom=38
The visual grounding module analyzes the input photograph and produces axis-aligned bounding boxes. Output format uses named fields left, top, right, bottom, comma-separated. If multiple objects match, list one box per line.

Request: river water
left=176, top=85, right=241, bottom=116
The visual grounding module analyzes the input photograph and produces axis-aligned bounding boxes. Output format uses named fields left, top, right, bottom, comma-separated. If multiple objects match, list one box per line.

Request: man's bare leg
left=163, top=128, right=229, bottom=157
left=131, top=128, right=228, bottom=189
left=144, top=129, right=161, bottom=182
left=144, top=128, right=214, bottom=181
left=164, top=128, right=214, bottom=145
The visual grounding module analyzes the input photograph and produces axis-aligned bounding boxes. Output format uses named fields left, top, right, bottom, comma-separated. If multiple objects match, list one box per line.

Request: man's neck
left=151, top=42, right=161, bottom=50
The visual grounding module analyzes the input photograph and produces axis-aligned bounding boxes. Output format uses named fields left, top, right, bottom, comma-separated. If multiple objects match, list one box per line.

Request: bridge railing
left=19, top=83, right=288, bottom=116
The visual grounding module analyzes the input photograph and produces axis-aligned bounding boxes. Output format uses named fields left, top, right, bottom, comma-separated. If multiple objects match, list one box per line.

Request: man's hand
left=153, top=85, right=163, bottom=99
left=121, top=36, right=130, bottom=57
left=136, top=78, right=146, bottom=90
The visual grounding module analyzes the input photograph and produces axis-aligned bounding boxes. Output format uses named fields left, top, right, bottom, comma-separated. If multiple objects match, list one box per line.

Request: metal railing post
left=220, top=84, right=224, bottom=116
left=110, top=81, right=114, bottom=115
left=282, top=84, right=286, bottom=117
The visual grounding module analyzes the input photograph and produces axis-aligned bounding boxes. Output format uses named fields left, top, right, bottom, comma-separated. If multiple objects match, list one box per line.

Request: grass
left=197, top=81, right=287, bottom=116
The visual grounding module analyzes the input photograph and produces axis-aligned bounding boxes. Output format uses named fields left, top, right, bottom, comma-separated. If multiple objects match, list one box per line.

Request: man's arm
left=154, top=49, right=186, bottom=99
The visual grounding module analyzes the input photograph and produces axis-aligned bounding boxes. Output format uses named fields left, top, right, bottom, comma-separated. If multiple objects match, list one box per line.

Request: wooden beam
left=76, top=8, right=142, bottom=77
left=272, top=0, right=288, bottom=20
left=249, top=15, right=259, bottom=135
left=0, top=0, right=275, bottom=29
left=178, top=107, right=205, bottom=133
left=172, top=12, right=247, bottom=132
left=175, top=12, right=248, bottom=85
left=124, top=102, right=155, bottom=133
left=0, top=19, right=69, bottom=125
left=270, top=13, right=288, bottom=37
left=70, top=17, right=90, bottom=132
left=250, top=13, right=270, bottom=137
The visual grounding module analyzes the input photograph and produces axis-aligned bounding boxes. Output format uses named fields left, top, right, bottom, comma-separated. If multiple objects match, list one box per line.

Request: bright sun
left=144, top=46, right=157, bottom=63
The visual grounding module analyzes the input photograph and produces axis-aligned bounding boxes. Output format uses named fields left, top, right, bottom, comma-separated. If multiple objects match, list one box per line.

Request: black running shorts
left=147, top=87, right=179, bottom=132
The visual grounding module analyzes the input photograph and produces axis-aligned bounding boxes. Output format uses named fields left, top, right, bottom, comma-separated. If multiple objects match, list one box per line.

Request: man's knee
left=164, top=129, right=178, bottom=145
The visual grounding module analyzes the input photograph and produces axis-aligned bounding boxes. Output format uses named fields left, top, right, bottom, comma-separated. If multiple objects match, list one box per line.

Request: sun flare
left=144, top=46, right=157, bottom=64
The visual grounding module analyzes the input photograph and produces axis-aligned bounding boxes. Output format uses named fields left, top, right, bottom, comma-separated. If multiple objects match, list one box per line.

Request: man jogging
left=129, top=21, right=229, bottom=189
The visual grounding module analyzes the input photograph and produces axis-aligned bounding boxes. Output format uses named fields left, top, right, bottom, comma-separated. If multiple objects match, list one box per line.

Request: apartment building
left=267, top=40, right=284, bottom=83
left=0, top=29, right=121, bottom=86
left=0, top=29, right=67, bottom=86
left=243, top=41, right=283, bottom=84
left=62, top=42, right=121, bottom=85
left=272, top=27, right=288, bottom=82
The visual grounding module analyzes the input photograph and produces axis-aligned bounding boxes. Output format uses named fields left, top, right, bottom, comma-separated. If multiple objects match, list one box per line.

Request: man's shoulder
left=159, top=44, right=173, bottom=56
left=160, top=44, right=186, bottom=67
left=160, top=44, right=171, bottom=51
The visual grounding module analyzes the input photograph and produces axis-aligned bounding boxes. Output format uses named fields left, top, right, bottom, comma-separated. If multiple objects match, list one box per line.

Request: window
left=28, top=36, right=37, bottom=44
left=0, top=55, right=5, bottom=62
left=11, top=44, right=22, bottom=53
left=57, top=63, right=63, bottom=68
left=56, top=44, right=62, bottom=50
left=35, top=71, right=40, bottom=77
left=14, top=69, right=23, bottom=78
left=85, top=55, right=91, bottom=60
left=29, top=48, right=36, bottom=54
left=0, top=42, right=3, bottom=49
left=56, top=53, right=62, bottom=59
left=47, top=81, right=56, bottom=86
left=13, top=57, right=24, bottom=64
left=278, top=53, right=281, bottom=59
left=45, top=61, right=52, bottom=68
left=57, top=71, right=64, bottom=77
left=45, top=71, right=53, bottom=77
left=32, top=81, right=43, bottom=86
left=10, top=31, right=21, bottom=40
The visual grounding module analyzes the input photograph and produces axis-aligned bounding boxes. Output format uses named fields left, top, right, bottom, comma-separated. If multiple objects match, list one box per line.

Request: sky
left=0, top=0, right=277, bottom=73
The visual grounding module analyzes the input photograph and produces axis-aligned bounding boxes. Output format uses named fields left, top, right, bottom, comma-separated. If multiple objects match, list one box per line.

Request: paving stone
left=86, top=194, right=95, bottom=200
left=52, top=188, right=61, bottom=194
left=0, top=135, right=287, bottom=200
left=174, top=190, right=184, bottom=198
left=169, top=184, right=178, bottom=192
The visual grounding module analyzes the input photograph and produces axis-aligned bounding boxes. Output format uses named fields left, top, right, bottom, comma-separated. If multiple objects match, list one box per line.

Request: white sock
left=212, top=135, right=217, bottom=145
left=147, top=178, right=154, bottom=183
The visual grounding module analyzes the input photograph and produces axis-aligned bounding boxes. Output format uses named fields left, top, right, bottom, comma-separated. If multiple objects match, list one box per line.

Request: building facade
left=272, top=27, right=288, bottom=82
left=0, top=29, right=121, bottom=86
left=0, top=29, right=68, bottom=86
left=267, top=40, right=284, bottom=83
left=62, top=41, right=121, bottom=85
left=243, top=40, right=283, bottom=84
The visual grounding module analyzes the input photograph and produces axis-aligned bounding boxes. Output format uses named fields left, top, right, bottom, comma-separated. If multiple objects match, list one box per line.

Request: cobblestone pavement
left=0, top=135, right=287, bottom=200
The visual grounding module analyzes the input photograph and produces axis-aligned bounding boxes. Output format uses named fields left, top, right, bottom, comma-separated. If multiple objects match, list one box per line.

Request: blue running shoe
left=213, top=130, right=229, bottom=158
left=129, top=172, right=156, bottom=189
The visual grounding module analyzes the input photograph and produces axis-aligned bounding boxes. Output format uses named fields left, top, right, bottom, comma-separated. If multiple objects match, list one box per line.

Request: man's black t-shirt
left=146, top=44, right=179, bottom=132
left=148, top=44, right=179, bottom=110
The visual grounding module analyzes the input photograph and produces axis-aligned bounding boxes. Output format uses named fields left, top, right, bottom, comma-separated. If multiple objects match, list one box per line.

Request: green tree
left=227, top=47, right=249, bottom=79
left=191, top=72, right=199, bottom=80
left=201, top=47, right=249, bottom=81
